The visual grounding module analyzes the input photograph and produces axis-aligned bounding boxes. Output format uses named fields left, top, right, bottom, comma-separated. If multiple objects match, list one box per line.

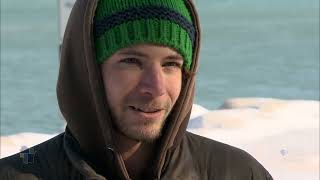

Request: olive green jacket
left=0, top=130, right=273, bottom=179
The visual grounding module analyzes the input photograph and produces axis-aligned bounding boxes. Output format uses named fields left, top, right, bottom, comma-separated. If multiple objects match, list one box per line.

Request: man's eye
left=163, top=62, right=183, bottom=69
left=119, top=58, right=142, bottom=67
left=120, top=58, right=139, bottom=64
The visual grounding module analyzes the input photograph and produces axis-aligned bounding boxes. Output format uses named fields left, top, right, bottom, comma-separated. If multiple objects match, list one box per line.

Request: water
left=1, top=0, right=319, bottom=135
left=194, top=0, right=319, bottom=108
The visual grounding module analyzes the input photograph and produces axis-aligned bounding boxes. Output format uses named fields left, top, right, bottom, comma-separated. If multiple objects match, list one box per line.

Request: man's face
left=101, top=44, right=183, bottom=142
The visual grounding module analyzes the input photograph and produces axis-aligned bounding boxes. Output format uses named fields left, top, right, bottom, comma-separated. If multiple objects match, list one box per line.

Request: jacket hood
left=57, top=0, right=201, bottom=178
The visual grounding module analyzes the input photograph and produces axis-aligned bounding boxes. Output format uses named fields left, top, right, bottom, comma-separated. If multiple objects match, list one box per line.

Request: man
left=0, top=0, right=273, bottom=179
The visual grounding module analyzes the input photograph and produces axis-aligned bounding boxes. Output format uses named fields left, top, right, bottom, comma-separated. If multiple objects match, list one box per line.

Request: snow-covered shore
left=1, top=98, right=319, bottom=179
left=189, top=98, right=319, bottom=179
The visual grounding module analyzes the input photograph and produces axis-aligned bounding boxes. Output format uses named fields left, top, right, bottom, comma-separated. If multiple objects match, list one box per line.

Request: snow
left=189, top=98, right=319, bottom=179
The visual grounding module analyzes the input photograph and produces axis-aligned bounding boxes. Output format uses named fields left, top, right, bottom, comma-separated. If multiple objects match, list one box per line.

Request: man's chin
left=114, top=110, right=170, bottom=142
left=122, top=127, right=163, bottom=142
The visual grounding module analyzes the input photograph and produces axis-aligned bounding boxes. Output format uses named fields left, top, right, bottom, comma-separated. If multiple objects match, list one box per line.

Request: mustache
left=125, top=96, right=172, bottom=110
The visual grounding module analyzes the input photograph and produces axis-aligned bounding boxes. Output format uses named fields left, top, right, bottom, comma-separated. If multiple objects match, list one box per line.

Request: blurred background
left=1, top=0, right=319, bottom=135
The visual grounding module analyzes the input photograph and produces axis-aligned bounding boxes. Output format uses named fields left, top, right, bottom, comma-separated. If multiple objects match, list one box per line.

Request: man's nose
left=139, top=66, right=165, bottom=97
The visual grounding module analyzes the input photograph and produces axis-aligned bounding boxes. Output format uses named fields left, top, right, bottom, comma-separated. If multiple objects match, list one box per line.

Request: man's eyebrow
left=117, top=49, right=183, bottom=61
left=118, top=49, right=149, bottom=57
left=166, top=54, right=183, bottom=61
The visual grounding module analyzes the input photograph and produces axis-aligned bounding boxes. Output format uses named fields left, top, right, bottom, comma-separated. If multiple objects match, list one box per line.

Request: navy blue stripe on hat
left=94, top=5, right=195, bottom=46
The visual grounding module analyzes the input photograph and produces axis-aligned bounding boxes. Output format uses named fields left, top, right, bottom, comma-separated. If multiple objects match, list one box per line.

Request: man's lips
left=128, top=105, right=166, bottom=119
left=129, top=106, right=162, bottom=113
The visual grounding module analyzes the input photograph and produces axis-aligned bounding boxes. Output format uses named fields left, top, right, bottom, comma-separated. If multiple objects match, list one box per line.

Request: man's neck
left=115, top=133, right=155, bottom=179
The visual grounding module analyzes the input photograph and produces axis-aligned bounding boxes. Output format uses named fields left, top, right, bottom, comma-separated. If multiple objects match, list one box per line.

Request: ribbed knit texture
left=95, top=0, right=192, bottom=22
left=94, top=0, right=194, bottom=69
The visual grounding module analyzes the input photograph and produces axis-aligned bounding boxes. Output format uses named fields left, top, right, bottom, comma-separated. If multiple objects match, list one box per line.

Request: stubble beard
left=112, top=100, right=172, bottom=143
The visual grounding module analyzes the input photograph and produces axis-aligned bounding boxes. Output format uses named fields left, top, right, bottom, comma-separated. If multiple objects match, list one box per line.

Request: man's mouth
left=129, top=106, right=162, bottom=113
left=128, top=105, right=166, bottom=120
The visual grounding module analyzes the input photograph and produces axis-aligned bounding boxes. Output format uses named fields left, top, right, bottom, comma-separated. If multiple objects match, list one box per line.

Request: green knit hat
left=94, top=0, right=195, bottom=70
